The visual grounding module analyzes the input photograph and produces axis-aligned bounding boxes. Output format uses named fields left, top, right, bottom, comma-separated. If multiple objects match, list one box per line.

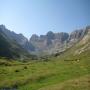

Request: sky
left=0, top=0, right=90, bottom=38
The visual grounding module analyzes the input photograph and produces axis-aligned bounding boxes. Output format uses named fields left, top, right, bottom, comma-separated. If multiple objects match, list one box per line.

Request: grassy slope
left=39, top=75, right=90, bottom=90
left=0, top=39, right=90, bottom=90
left=0, top=49, right=90, bottom=90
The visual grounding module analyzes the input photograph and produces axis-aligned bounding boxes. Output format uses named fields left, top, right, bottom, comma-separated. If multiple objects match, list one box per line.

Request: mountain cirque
left=0, top=24, right=90, bottom=56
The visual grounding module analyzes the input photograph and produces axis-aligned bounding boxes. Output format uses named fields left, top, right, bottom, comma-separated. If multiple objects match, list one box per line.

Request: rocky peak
left=55, top=32, right=69, bottom=42
left=0, top=25, right=34, bottom=52
left=85, top=26, right=90, bottom=34
left=30, top=34, right=39, bottom=41
left=69, top=29, right=84, bottom=42
left=86, top=26, right=90, bottom=30
left=1, top=27, right=28, bottom=45
left=0, top=25, right=6, bottom=30
left=46, top=31, right=55, bottom=40
left=40, top=35, right=47, bottom=41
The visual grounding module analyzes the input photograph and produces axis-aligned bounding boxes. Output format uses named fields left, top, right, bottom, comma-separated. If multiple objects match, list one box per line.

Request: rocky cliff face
left=30, top=31, right=69, bottom=52
left=0, top=25, right=31, bottom=59
left=0, top=25, right=34, bottom=52
left=29, top=26, right=90, bottom=54
left=0, top=24, right=90, bottom=56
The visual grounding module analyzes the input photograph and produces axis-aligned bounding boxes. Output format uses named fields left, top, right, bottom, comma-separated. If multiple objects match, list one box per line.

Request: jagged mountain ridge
left=0, top=25, right=35, bottom=52
left=0, top=25, right=33, bottom=59
left=29, top=26, right=90, bottom=54
left=0, top=24, right=90, bottom=56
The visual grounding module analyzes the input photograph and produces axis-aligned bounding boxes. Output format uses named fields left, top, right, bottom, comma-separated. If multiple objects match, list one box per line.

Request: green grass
left=0, top=48, right=90, bottom=90
left=38, top=75, right=90, bottom=90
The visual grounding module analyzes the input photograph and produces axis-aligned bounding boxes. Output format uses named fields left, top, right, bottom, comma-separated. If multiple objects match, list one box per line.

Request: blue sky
left=0, top=0, right=90, bottom=38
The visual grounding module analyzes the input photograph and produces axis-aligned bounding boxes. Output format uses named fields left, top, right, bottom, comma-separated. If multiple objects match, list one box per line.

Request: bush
left=15, top=69, right=19, bottom=72
left=24, top=66, right=28, bottom=69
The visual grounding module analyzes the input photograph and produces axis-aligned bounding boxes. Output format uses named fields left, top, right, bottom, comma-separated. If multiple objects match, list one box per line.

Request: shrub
left=24, top=66, right=28, bottom=69
left=15, top=69, right=19, bottom=72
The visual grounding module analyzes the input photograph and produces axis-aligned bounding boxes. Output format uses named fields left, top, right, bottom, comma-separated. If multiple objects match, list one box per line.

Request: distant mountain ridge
left=0, top=25, right=33, bottom=59
left=29, top=26, right=90, bottom=55
left=0, top=25, right=35, bottom=52
left=0, top=24, right=90, bottom=57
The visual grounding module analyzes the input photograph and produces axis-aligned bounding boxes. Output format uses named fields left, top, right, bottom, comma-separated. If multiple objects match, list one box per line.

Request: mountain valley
left=0, top=25, right=90, bottom=90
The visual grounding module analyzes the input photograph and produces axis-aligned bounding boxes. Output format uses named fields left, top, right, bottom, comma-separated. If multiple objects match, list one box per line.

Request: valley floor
left=0, top=50, right=90, bottom=90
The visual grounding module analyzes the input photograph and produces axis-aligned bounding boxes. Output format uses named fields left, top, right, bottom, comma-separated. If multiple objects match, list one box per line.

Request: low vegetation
left=0, top=48, right=90, bottom=90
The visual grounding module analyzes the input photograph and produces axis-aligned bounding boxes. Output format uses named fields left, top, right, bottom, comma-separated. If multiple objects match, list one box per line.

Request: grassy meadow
left=0, top=49, right=90, bottom=90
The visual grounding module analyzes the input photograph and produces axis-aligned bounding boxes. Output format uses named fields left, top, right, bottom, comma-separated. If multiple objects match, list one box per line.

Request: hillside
left=0, top=27, right=90, bottom=90
left=0, top=24, right=90, bottom=58
left=0, top=25, right=32, bottom=60
left=0, top=45, right=89, bottom=90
